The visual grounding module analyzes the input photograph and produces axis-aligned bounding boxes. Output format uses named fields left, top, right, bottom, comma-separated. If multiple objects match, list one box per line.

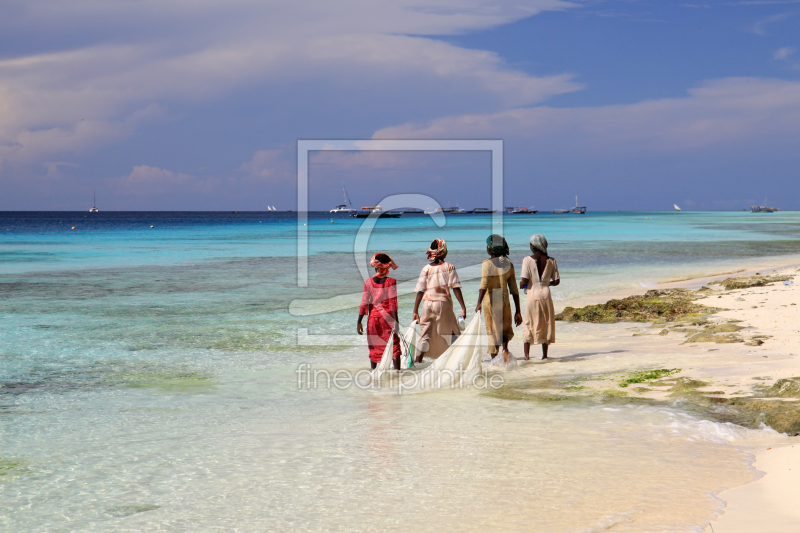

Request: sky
left=1, top=0, right=799, bottom=211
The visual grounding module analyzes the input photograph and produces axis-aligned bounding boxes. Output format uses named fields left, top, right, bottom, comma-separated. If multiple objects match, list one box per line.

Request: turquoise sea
left=2, top=210, right=800, bottom=532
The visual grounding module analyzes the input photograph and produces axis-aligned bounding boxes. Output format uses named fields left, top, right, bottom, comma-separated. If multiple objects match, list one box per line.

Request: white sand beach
left=500, top=262, right=800, bottom=531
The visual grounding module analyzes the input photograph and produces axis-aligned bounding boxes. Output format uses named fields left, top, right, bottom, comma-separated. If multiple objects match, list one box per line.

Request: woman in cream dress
left=412, top=239, right=467, bottom=361
left=520, top=234, right=560, bottom=360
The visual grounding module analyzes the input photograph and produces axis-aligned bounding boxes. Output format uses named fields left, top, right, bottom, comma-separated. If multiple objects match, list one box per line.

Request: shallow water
left=2, top=210, right=799, bottom=531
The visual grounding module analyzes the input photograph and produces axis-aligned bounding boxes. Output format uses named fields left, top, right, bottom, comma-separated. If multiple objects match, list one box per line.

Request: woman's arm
left=452, top=288, right=467, bottom=318
left=512, top=294, right=522, bottom=326
left=357, top=314, right=365, bottom=335
left=476, top=288, right=487, bottom=312
left=412, top=292, right=424, bottom=322
left=520, top=277, right=530, bottom=290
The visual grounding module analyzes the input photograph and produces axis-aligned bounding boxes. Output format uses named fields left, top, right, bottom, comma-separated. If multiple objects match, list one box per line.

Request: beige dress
left=521, top=256, right=559, bottom=344
left=479, top=257, right=519, bottom=355
left=415, top=262, right=462, bottom=359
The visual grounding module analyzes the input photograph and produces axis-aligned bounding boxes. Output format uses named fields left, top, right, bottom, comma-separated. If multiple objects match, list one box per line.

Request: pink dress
left=359, top=277, right=402, bottom=363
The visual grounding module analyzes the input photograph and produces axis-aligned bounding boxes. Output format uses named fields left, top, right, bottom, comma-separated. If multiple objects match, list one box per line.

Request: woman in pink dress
left=357, top=253, right=402, bottom=369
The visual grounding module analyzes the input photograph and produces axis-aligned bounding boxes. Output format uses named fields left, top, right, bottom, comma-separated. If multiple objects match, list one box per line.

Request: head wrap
left=486, top=234, right=509, bottom=257
left=426, top=238, right=448, bottom=263
left=530, top=234, right=548, bottom=255
left=370, top=253, right=398, bottom=278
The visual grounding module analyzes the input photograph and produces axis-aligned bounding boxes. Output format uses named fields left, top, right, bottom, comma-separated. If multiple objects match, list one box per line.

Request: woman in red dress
left=357, top=253, right=402, bottom=369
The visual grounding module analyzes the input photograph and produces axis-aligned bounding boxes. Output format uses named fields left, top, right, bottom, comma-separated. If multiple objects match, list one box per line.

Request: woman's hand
left=475, top=301, right=482, bottom=313
left=357, top=322, right=364, bottom=335
left=460, top=308, right=467, bottom=319
left=412, top=311, right=420, bottom=322
left=514, top=312, right=523, bottom=327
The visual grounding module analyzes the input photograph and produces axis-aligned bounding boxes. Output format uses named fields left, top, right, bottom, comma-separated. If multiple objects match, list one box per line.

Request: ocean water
left=2, top=210, right=799, bottom=532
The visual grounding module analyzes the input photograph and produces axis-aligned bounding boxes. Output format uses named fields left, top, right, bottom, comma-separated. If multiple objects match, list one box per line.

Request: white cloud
left=774, top=46, right=796, bottom=60
left=0, top=0, right=578, bottom=165
left=109, top=165, right=212, bottom=196
left=373, top=77, right=800, bottom=154
left=239, top=149, right=293, bottom=181
left=749, top=12, right=792, bottom=35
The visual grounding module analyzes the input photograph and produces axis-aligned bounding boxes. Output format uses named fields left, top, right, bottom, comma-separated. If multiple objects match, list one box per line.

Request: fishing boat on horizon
left=750, top=198, right=779, bottom=213
left=351, top=206, right=402, bottom=218
left=330, top=182, right=356, bottom=214
left=510, top=206, right=538, bottom=214
left=571, top=196, right=586, bottom=214
left=472, top=207, right=496, bottom=214
left=89, top=190, right=99, bottom=213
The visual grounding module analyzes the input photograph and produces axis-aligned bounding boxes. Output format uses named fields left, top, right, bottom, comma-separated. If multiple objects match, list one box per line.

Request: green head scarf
left=486, top=234, right=509, bottom=256
left=530, top=234, right=548, bottom=255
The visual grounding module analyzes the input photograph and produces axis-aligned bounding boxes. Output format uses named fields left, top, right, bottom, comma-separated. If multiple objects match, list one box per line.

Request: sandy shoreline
left=504, top=257, right=800, bottom=532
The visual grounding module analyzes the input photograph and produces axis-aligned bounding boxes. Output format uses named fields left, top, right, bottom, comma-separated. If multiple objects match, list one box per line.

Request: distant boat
left=674, top=204, right=681, bottom=211
left=351, top=206, right=402, bottom=219
left=89, top=190, right=99, bottom=213
left=510, top=206, right=537, bottom=214
left=402, top=208, right=425, bottom=214
left=424, top=207, right=444, bottom=215
left=449, top=204, right=474, bottom=214
left=330, top=182, right=356, bottom=214
left=750, top=197, right=779, bottom=213
left=553, top=208, right=570, bottom=214
left=472, top=208, right=496, bottom=214
left=571, top=196, right=586, bottom=214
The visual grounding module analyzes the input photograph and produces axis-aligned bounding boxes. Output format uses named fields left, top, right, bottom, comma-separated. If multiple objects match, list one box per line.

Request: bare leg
left=370, top=361, right=377, bottom=369
left=490, top=345, right=500, bottom=359
left=502, top=340, right=510, bottom=364
left=542, top=343, right=549, bottom=360
left=393, top=356, right=401, bottom=370
left=415, top=351, right=425, bottom=364
left=524, top=342, right=530, bottom=360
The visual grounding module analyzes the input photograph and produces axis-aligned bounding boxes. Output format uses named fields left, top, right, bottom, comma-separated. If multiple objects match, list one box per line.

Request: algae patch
left=107, top=504, right=160, bottom=518
left=619, top=369, right=681, bottom=388
left=556, top=289, right=716, bottom=323
left=0, top=457, right=27, bottom=481
left=709, top=274, right=792, bottom=290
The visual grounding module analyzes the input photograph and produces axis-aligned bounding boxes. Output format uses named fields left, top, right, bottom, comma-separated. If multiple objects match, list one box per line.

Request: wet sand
left=503, top=261, right=800, bottom=531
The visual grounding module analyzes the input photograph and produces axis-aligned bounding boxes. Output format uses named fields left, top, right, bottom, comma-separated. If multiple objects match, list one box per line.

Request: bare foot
left=524, top=355, right=530, bottom=361
left=542, top=355, right=548, bottom=360
left=502, top=349, right=510, bottom=364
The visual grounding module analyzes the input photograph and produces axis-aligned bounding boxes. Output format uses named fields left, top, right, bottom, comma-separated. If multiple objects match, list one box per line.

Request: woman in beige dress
left=520, top=234, right=560, bottom=360
left=412, top=239, right=467, bottom=362
left=475, top=234, right=522, bottom=363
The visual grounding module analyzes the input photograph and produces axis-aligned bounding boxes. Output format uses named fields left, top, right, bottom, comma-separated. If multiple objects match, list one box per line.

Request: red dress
left=359, top=277, right=402, bottom=363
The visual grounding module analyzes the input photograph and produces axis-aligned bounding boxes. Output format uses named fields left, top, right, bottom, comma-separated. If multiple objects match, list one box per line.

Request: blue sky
left=1, top=0, right=798, bottom=211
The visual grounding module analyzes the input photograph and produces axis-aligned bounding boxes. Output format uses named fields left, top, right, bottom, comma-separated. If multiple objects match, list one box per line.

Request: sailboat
left=89, top=190, right=99, bottom=213
left=571, top=195, right=586, bottom=214
left=750, top=197, right=779, bottom=213
left=673, top=204, right=681, bottom=211
left=330, top=182, right=356, bottom=214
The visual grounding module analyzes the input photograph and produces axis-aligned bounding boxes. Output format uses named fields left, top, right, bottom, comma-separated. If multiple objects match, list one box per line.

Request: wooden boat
left=351, top=206, right=402, bottom=218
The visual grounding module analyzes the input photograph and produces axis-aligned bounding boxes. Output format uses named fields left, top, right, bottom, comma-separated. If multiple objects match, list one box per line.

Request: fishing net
left=369, top=313, right=488, bottom=393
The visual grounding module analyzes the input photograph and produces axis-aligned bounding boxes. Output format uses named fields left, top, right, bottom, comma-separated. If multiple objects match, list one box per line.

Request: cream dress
left=521, top=256, right=559, bottom=345
left=415, top=262, right=461, bottom=359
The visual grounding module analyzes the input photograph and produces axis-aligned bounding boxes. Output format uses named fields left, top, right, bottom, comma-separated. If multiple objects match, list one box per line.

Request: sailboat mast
left=93, top=189, right=97, bottom=208
left=343, top=181, right=353, bottom=209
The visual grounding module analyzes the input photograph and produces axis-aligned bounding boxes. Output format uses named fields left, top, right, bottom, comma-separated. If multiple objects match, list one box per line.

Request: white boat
left=674, top=204, right=681, bottom=211
left=424, top=207, right=444, bottom=215
left=472, top=208, right=496, bottom=214
left=330, top=182, right=356, bottom=214
left=89, top=190, right=99, bottom=213
left=553, top=208, right=570, bottom=214
left=571, top=196, right=586, bottom=214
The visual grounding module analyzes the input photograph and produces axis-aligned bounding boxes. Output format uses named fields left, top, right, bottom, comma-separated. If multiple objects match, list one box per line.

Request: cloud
left=0, top=0, right=578, bottom=165
left=109, top=165, right=212, bottom=197
left=774, top=46, right=796, bottom=60
left=373, top=77, right=800, bottom=154
left=749, top=12, right=792, bottom=35
left=239, top=149, right=293, bottom=181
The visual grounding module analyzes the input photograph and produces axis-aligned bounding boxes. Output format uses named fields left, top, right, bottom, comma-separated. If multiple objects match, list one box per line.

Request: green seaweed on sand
left=709, top=274, right=793, bottom=290
left=120, top=370, right=215, bottom=393
left=556, top=289, right=716, bottom=323
left=107, top=504, right=160, bottom=517
left=619, top=369, right=681, bottom=388
left=0, top=457, right=26, bottom=481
